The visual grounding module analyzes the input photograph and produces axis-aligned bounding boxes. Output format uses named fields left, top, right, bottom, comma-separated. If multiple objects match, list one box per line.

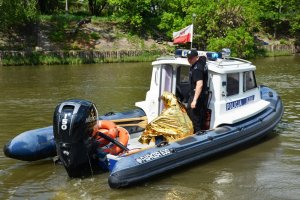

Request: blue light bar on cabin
left=174, top=49, right=222, bottom=61
left=175, top=49, right=189, bottom=57
left=206, top=52, right=222, bottom=60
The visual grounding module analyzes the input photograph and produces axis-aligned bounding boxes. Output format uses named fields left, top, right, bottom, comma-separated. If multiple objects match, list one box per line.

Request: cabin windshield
left=159, top=64, right=174, bottom=113
left=226, top=73, right=239, bottom=96
left=243, top=71, right=257, bottom=92
left=225, top=70, right=258, bottom=97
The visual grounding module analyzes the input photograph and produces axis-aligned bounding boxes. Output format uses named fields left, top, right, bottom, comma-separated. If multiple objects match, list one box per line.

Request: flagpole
left=191, top=13, right=196, bottom=49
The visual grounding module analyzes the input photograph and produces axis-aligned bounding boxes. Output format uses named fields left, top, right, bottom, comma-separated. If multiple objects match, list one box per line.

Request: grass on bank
left=0, top=51, right=162, bottom=66
left=264, top=50, right=294, bottom=57
left=1, top=48, right=297, bottom=66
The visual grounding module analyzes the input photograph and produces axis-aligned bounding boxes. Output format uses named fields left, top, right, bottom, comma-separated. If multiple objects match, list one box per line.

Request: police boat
left=3, top=49, right=284, bottom=188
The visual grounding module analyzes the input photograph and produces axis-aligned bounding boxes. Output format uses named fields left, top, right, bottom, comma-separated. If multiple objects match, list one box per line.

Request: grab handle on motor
left=97, top=132, right=129, bottom=152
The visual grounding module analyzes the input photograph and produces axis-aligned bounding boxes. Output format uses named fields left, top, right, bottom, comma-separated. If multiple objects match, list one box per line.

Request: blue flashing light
left=212, top=53, right=219, bottom=58
left=174, top=49, right=222, bottom=61
left=175, top=49, right=184, bottom=57
left=206, top=52, right=222, bottom=61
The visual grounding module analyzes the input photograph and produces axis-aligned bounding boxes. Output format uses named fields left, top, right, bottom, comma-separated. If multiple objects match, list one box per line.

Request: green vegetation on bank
left=0, top=50, right=163, bottom=66
left=0, top=0, right=299, bottom=65
left=264, top=50, right=297, bottom=57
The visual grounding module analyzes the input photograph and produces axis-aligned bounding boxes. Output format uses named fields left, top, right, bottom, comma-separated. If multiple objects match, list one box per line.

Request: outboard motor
left=53, top=99, right=99, bottom=178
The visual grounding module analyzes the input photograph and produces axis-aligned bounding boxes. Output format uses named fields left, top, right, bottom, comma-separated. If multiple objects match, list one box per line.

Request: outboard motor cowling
left=53, top=99, right=99, bottom=178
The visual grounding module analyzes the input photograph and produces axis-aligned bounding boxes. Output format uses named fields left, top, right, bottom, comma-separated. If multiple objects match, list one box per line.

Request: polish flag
left=173, top=24, right=193, bottom=44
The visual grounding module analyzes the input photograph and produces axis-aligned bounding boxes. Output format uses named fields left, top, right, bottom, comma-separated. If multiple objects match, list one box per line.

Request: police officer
left=186, top=50, right=208, bottom=133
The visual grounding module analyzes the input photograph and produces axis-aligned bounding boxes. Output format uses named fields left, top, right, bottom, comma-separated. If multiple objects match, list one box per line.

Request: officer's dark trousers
left=187, top=95, right=204, bottom=133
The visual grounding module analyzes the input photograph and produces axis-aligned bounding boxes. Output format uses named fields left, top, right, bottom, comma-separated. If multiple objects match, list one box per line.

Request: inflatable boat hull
left=3, top=126, right=56, bottom=161
left=3, top=109, right=145, bottom=161
left=108, top=86, right=284, bottom=188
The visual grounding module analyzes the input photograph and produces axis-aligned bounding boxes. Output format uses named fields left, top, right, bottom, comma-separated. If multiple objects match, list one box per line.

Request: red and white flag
left=173, top=24, right=193, bottom=44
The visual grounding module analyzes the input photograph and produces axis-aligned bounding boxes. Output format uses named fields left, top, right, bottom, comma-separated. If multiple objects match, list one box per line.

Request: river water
left=0, top=56, right=299, bottom=200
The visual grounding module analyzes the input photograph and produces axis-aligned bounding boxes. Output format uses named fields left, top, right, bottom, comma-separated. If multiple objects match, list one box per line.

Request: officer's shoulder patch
left=193, top=65, right=200, bottom=69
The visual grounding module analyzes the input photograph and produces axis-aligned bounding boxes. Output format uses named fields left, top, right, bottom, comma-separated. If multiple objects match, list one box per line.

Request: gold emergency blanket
left=139, top=91, right=193, bottom=144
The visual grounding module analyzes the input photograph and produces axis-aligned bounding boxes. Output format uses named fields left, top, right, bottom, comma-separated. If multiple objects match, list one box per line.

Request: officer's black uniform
left=187, top=56, right=208, bottom=133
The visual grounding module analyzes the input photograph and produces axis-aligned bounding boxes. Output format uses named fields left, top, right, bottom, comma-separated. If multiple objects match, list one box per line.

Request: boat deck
left=127, top=132, right=152, bottom=150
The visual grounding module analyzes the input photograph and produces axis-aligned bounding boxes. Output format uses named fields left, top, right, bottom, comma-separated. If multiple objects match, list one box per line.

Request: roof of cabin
left=152, top=57, right=256, bottom=74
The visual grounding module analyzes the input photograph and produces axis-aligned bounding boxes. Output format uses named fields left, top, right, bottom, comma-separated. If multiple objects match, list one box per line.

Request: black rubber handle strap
left=97, top=132, right=129, bottom=151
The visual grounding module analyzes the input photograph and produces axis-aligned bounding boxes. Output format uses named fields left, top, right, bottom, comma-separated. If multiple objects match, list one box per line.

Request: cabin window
left=243, top=71, right=257, bottom=92
left=176, top=66, right=190, bottom=102
left=159, top=64, right=173, bottom=113
left=227, top=73, right=239, bottom=96
left=179, top=66, right=190, bottom=83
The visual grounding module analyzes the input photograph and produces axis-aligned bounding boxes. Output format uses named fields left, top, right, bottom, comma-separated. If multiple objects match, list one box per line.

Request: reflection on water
left=253, top=56, right=300, bottom=200
left=0, top=55, right=300, bottom=199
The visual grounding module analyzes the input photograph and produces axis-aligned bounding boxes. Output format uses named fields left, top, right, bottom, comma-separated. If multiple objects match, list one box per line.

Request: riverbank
left=0, top=50, right=167, bottom=66
left=1, top=45, right=299, bottom=66
left=0, top=15, right=173, bottom=66
left=257, top=44, right=300, bottom=57
left=0, top=14, right=299, bottom=66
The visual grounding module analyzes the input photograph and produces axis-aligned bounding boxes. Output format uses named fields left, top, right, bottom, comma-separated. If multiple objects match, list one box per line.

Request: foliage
left=90, top=32, right=100, bottom=40
left=37, top=0, right=59, bottom=14
left=0, top=50, right=163, bottom=65
left=158, top=0, right=189, bottom=37
left=108, top=0, right=167, bottom=34
left=48, top=15, right=72, bottom=42
left=207, top=27, right=255, bottom=58
left=47, top=14, right=84, bottom=43
left=108, top=0, right=147, bottom=31
left=0, top=0, right=299, bottom=59
left=88, top=0, right=108, bottom=16
left=0, top=0, right=38, bottom=30
left=256, top=0, right=300, bottom=37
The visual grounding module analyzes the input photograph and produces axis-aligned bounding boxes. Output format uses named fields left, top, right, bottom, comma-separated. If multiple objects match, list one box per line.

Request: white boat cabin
left=135, top=49, right=270, bottom=129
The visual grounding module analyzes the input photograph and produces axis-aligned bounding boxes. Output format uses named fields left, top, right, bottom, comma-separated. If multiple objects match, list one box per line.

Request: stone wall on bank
left=259, top=44, right=300, bottom=54
left=0, top=49, right=161, bottom=60
left=0, top=45, right=299, bottom=65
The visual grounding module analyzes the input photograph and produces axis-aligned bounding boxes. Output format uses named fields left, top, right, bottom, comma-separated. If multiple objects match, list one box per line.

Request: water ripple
left=0, top=58, right=300, bottom=199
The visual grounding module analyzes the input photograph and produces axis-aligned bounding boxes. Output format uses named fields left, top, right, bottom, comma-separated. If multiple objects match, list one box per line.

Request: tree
left=207, top=27, right=255, bottom=58
left=88, top=0, right=108, bottom=16
left=37, top=0, right=59, bottom=14
left=108, top=0, right=167, bottom=33
left=185, top=0, right=260, bottom=47
left=256, top=0, right=300, bottom=38
left=158, top=0, right=189, bottom=37
left=0, top=0, right=38, bottom=30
